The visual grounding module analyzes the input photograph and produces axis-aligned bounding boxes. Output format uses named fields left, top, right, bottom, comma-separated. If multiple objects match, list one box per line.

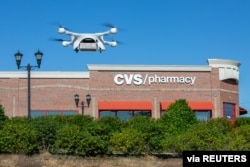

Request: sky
left=0, top=0, right=250, bottom=115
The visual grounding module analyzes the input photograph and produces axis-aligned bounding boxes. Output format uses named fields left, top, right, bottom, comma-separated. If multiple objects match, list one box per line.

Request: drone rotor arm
left=64, top=30, right=82, bottom=37
left=62, top=41, right=72, bottom=47
left=102, top=39, right=117, bottom=47
left=49, top=38, right=72, bottom=47
left=58, top=27, right=81, bottom=36
left=94, top=31, right=111, bottom=37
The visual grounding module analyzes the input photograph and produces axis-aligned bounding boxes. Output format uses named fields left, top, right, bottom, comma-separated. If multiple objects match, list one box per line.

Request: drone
left=51, top=24, right=119, bottom=53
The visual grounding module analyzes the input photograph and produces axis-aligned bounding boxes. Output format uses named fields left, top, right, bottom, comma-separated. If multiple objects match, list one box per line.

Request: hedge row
left=0, top=100, right=249, bottom=156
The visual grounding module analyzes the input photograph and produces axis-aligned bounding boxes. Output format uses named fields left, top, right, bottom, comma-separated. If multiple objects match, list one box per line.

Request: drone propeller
left=102, top=23, right=127, bottom=32
left=103, top=23, right=116, bottom=28
left=49, top=22, right=71, bottom=31
left=49, top=38, right=65, bottom=42
left=49, top=38, right=71, bottom=47
left=116, top=40, right=124, bottom=45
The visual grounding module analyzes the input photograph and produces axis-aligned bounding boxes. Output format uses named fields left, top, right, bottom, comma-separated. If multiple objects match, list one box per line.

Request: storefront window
left=99, top=111, right=116, bottom=117
left=99, top=110, right=151, bottom=120
left=223, top=103, right=236, bottom=120
left=134, top=111, right=151, bottom=117
left=194, top=111, right=211, bottom=121
left=31, top=111, right=44, bottom=118
left=31, top=110, right=78, bottom=118
left=47, top=111, right=61, bottom=116
left=117, top=111, right=133, bottom=120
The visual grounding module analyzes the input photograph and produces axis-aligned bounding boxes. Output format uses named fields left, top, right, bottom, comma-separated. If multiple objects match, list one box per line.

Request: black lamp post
left=74, top=93, right=91, bottom=115
left=14, top=50, right=43, bottom=118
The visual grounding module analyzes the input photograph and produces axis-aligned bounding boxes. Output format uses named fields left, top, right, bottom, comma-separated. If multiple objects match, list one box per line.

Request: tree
left=160, top=99, right=198, bottom=135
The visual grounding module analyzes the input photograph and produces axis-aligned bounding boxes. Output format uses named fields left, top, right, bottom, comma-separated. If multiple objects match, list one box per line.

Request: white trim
left=207, top=59, right=241, bottom=67
left=0, top=71, right=89, bottom=79
left=87, top=64, right=211, bottom=72
left=208, top=59, right=240, bottom=82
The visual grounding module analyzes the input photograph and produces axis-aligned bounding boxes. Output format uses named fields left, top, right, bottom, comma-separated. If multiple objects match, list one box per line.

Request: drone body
left=55, top=26, right=118, bottom=53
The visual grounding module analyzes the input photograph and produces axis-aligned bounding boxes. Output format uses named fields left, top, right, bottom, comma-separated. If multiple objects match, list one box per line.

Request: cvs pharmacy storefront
left=88, top=59, right=246, bottom=121
left=0, top=59, right=247, bottom=120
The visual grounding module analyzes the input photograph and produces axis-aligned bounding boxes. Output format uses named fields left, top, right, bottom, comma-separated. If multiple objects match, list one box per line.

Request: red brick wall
left=0, top=78, right=90, bottom=117
left=0, top=67, right=239, bottom=119
left=220, top=79, right=239, bottom=118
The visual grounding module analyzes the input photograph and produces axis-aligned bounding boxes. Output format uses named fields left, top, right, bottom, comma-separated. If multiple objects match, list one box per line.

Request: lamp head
left=86, top=94, right=91, bottom=107
left=74, top=94, right=80, bottom=107
left=35, top=50, right=43, bottom=68
left=14, top=51, right=23, bottom=69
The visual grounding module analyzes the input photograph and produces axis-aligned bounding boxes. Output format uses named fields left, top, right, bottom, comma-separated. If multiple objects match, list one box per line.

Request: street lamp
left=74, top=93, right=91, bottom=115
left=14, top=50, right=43, bottom=118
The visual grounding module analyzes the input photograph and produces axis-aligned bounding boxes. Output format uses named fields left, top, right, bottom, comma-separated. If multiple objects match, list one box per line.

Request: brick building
left=0, top=58, right=247, bottom=120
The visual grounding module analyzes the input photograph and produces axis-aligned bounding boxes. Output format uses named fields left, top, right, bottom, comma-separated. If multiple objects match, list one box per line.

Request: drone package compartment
left=79, top=43, right=97, bottom=51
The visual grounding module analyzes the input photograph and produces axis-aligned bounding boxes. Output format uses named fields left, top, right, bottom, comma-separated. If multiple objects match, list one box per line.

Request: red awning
left=161, top=101, right=214, bottom=110
left=160, top=102, right=172, bottom=110
left=188, top=102, right=214, bottom=110
left=99, top=101, right=152, bottom=110
left=240, top=106, right=248, bottom=115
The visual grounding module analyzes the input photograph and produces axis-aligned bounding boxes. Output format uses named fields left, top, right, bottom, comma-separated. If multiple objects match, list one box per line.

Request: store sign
left=114, top=74, right=196, bottom=86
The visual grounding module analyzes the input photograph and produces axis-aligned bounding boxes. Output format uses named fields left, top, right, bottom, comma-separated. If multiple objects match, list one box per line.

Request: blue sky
left=0, top=0, right=250, bottom=115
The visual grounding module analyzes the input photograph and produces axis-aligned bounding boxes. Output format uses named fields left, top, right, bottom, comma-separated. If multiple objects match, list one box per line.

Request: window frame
left=223, top=102, right=236, bottom=120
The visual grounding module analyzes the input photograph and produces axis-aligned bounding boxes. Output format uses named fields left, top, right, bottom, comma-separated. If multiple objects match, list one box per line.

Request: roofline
left=0, top=71, right=89, bottom=78
left=208, top=59, right=241, bottom=67
left=87, top=64, right=212, bottom=71
left=0, top=58, right=241, bottom=78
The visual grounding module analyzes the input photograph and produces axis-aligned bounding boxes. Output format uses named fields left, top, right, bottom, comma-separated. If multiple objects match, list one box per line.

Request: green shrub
left=54, top=124, right=105, bottom=156
left=235, top=117, right=250, bottom=127
left=48, top=115, right=94, bottom=126
left=8, top=116, right=30, bottom=124
left=98, top=116, right=126, bottom=134
left=0, top=105, right=8, bottom=128
left=29, top=115, right=95, bottom=153
left=54, top=124, right=81, bottom=155
left=126, top=116, right=166, bottom=153
left=30, top=116, right=61, bottom=153
left=75, top=129, right=106, bottom=156
left=96, top=116, right=126, bottom=154
left=110, top=127, right=146, bottom=154
left=162, top=118, right=233, bottom=152
left=227, top=125, right=250, bottom=150
left=0, top=121, right=38, bottom=155
left=208, top=118, right=233, bottom=133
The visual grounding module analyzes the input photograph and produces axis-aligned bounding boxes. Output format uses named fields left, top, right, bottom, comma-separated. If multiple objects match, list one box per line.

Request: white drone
left=52, top=24, right=119, bottom=53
